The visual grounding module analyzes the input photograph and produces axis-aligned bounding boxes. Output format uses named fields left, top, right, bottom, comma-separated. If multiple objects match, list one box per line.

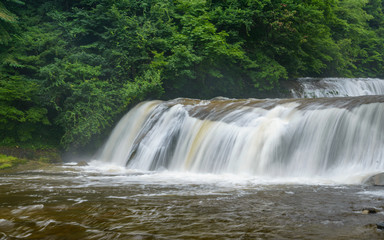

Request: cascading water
left=96, top=96, right=384, bottom=181
left=290, top=77, right=384, bottom=98
left=14, top=79, right=381, bottom=239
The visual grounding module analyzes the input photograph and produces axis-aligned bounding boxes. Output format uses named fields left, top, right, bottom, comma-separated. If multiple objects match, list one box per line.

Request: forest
left=1, top=0, right=384, bottom=152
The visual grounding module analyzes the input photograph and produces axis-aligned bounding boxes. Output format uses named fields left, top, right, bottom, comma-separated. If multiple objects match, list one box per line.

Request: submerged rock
left=363, top=173, right=384, bottom=186
left=377, top=222, right=384, bottom=230
left=362, top=208, right=379, bottom=214
left=76, top=161, right=89, bottom=166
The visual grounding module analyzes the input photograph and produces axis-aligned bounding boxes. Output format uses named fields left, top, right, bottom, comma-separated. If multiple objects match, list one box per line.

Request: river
left=1, top=77, right=384, bottom=239
left=1, top=164, right=384, bottom=239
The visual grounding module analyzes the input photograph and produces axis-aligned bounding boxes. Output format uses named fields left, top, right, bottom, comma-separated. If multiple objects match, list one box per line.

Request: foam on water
left=79, top=160, right=380, bottom=186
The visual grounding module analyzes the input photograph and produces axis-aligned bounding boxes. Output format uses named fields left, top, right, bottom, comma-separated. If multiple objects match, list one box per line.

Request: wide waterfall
left=97, top=96, right=384, bottom=180
left=290, top=77, right=384, bottom=98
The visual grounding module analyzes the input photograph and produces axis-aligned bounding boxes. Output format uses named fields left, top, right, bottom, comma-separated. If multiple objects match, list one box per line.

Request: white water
left=291, top=78, right=384, bottom=98
left=97, top=101, right=161, bottom=166
left=95, top=96, right=384, bottom=184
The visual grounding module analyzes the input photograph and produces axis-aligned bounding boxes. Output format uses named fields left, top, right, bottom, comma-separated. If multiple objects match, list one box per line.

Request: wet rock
left=377, top=222, right=384, bottom=230
left=76, top=161, right=89, bottom=166
left=363, top=172, right=384, bottom=186
left=362, top=208, right=379, bottom=214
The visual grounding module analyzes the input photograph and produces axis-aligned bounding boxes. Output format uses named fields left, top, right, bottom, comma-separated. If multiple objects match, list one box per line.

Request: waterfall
left=96, top=96, right=384, bottom=178
left=290, top=78, right=384, bottom=98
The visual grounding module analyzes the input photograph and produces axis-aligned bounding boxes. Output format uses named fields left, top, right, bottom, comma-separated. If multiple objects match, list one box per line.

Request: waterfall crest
left=291, top=78, right=384, bottom=98
left=96, top=96, right=384, bottom=178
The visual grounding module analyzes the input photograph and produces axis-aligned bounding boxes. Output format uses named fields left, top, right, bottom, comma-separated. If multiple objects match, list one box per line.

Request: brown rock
left=363, top=173, right=384, bottom=186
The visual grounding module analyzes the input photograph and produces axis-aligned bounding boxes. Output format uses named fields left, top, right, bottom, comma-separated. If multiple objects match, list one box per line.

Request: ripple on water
left=11, top=204, right=44, bottom=215
left=0, top=166, right=384, bottom=239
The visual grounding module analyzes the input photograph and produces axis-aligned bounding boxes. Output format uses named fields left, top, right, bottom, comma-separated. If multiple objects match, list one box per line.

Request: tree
left=1, top=0, right=384, bottom=150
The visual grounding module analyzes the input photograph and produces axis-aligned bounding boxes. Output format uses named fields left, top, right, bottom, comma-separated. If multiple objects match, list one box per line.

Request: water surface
left=1, top=163, right=383, bottom=239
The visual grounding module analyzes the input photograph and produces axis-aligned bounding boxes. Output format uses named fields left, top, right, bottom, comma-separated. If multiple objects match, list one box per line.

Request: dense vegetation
left=1, top=0, right=384, bottom=151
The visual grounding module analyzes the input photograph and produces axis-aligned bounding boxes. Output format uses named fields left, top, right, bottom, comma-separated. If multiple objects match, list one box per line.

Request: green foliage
left=0, top=75, right=50, bottom=145
left=1, top=0, right=384, bottom=151
left=0, top=154, right=26, bottom=170
left=0, top=0, right=21, bottom=45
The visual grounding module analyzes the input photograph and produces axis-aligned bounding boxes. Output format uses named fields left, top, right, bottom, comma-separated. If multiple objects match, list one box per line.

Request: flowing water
left=1, top=165, right=384, bottom=239
left=97, top=96, right=384, bottom=180
left=290, top=77, right=384, bottom=98
left=2, top=78, right=384, bottom=239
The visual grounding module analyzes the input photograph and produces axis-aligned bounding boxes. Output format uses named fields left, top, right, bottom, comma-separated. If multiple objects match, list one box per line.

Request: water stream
left=2, top=78, right=384, bottom=239
left=0, top=165, right=384, bottom=239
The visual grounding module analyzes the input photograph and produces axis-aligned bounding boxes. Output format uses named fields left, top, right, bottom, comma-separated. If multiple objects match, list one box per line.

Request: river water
left=2, top=78, right=384, bottom=239
left=1, top=164, right=384, bottom=239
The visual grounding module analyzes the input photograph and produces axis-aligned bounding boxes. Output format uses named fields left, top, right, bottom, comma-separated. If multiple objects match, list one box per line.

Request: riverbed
left=0, top=163, right=383, bottom=239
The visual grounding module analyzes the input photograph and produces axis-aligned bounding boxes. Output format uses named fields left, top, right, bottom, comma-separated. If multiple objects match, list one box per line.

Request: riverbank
left=0, top=147, right=61, bottom=171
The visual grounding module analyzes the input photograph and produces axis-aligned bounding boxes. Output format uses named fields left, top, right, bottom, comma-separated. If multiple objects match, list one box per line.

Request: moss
left=0, top=154, right=27, bottom=170
left=0, top=145, right=63, bottom=171
left=0, top=147, right=61, bottom=163
left=0, top=163, right=12, bottom=170
left=0, top=152, right=62, bottom=172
